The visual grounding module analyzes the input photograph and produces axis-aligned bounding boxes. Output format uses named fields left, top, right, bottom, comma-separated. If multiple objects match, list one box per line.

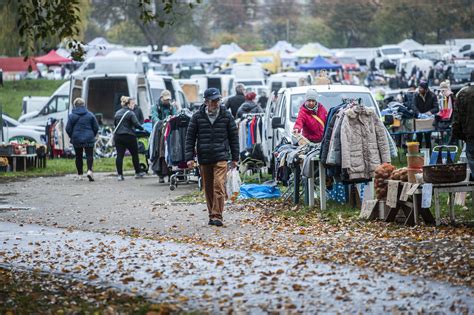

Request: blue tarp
left=299, top=56, right=342, bottom=71
left=239, top=184, right=281, bottom=199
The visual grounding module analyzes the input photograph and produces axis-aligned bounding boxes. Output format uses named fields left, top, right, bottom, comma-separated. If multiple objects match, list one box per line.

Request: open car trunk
left=87, top=77, right=129, bottom=124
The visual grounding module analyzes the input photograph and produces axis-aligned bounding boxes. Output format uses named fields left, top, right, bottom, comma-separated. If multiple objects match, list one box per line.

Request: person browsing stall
left=151, top=89, right=176, bottom=125
left=293, top=89, right=328, bottom=143
left=185, top=88, right=239, bottom=227
left=114, top=96, right=146, bottom=181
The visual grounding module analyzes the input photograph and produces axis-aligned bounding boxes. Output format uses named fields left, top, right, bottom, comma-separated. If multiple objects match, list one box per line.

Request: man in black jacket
left=186, top=88, right=239, bottom=227
left=225, top=84, right=246, bottom=118
left=452, top=85, right=474, bottom=180
left=413, top=81, right=438, bottom=150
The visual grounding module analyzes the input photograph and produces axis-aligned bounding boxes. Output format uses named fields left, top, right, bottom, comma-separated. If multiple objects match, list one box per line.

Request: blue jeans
left=466, top=142, right=474, bottom=180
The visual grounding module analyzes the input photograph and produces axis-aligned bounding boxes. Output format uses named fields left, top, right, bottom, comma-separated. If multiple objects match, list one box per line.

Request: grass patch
left=0, top=157, right=134, bottom=178
left=0, top=79, right=66, bottom=119
left=174, top=190, right=206, bottom=203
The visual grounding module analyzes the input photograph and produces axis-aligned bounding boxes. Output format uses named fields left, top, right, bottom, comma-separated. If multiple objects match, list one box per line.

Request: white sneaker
left=117, top=175, right=125, bottom=181
left=74, top=174, right=84, bottom=181
left=86, top=170, right=94, bottom=182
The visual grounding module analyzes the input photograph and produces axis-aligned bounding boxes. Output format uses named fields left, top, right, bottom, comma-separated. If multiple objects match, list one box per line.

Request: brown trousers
left=200, top=161, right=227, bottom=220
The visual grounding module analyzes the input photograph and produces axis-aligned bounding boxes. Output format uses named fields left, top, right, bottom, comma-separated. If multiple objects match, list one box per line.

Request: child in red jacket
left=293, top=89, right=328, bottom=143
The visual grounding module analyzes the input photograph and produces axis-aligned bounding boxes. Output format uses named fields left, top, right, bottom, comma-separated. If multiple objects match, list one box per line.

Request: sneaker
left=208, top=219, right=215, bottom=226
left=74, top=174, right=84, bottom=181
left=117, top=175, right=125, bottom=181
left=135, top=172, right=146, bottom=179
left=86, top=170, right=94, bottom=182
left=213, top=219, right=223, bottom=227
left=159, top=176, right=165, bottom=183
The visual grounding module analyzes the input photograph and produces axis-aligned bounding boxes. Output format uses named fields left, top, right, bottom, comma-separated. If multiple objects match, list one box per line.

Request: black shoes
left=208, top=219, right=223, bottom=227
left=159, top=176, right=165, bottom=183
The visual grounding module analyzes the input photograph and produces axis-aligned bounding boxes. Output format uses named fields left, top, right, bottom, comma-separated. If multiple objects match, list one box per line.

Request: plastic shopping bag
left=226, top=168, right=241, bottom=201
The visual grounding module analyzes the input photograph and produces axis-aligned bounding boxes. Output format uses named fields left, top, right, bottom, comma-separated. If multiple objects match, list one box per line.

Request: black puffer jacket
left=185, top=104, right=239, bottom=165
left=225, top=92, right=245, bottom=118
left=453, top=85, right=474, bottom=143
left=114, top=107, right=144, bottom=137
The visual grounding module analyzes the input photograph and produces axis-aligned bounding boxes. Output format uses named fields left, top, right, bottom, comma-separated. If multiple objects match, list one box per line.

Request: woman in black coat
left=66, top=98, right=99, bottom=181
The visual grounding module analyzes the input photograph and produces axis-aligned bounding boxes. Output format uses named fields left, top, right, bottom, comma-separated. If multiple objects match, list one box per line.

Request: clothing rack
left=242, top=113, right=265, bottom=118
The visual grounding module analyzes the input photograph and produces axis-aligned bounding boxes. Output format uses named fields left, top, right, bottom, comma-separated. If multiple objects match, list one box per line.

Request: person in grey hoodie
left=236, top=92, right=263, bottom=119
left=66, top=98, right=99, bottom=181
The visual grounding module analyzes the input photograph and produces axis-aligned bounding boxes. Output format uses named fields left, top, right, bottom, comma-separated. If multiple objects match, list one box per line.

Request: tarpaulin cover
left=239, top=184, right=281, bottom=199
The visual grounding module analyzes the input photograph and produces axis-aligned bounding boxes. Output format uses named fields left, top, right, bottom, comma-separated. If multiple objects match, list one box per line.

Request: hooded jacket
left=185, top=104, right=239, bottom=165
left=236, top=101, right=263, bottom=119
left=452, top=85, right=474, bottom=143
left=293, top=102, right=328, bottom=143
left=65, top=106, right=99, bottom=147
left=340, top=105, right=391, bottom=180
left=151, top=100, right=176, bottom=124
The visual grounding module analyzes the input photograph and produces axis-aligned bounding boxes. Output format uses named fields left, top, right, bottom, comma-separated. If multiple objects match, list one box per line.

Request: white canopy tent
left=209, top=43, right=244, bottom=62
left=161, top=45, right=214, bottom=64
left=398, top=39, right=423, bottom=51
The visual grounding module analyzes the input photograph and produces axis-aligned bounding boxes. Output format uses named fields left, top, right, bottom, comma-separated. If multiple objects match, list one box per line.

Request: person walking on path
left=452, top=84, right=474, bottom=180
left=225, top=84, right=246, bottom=118
left=293, top=89, right=328, bottom=143
left=413, top=81, right=438, bottom=150
left=236, top=92, right=263, bottom=119
left=185, top=88, right=239, bottom=227
left=114, top=96, right=146, bottom=181
left=151, top=90, right=176, bottom=125
left=66, top=98, right=99, bottom=181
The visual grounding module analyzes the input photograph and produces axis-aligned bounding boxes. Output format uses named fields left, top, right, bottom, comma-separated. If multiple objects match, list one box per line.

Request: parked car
left=267, top=72, right=313, bottom=94
left=374, top=45, right=406, bottom=69
left=263, top=85, right=381, bottom=166
left=335, top=56, right=361, bottom=72
left=21, top=96, right=49, bottom=116
left=19, top=82, right=70, bottom=127
left=1, top=114, right=46, bottom=144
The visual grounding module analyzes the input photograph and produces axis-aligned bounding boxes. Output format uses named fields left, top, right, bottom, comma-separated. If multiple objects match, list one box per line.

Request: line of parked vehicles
left=2, top=51, right=381, bottom=171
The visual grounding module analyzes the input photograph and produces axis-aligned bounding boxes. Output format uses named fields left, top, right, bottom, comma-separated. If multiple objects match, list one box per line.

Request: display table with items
left=367, top=145, right=472, bottom=226
left=0, top=143, right=47, bottom=172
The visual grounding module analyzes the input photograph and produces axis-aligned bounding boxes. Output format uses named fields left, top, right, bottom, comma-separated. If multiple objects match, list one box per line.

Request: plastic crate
left=26, top=145, right=36, bottom=155
left=0, top=145, right=13, bottom=156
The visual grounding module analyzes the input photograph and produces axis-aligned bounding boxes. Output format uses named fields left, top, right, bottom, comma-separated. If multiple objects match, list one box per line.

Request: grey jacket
left=340, top=106, right=391, bottom=180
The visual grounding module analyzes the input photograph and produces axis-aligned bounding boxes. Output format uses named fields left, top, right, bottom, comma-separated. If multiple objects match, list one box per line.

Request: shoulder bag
left=107, top=110, right=130, bottom=147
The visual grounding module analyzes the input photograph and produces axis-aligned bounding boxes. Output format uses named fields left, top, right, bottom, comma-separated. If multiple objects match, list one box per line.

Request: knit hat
left=160, top=90, right=172, bottom=101
left=245, top=92, right=257, bottom=101
left=439, top=80, right=450, bottom=91
left=305, top=89, right=318, bottom=101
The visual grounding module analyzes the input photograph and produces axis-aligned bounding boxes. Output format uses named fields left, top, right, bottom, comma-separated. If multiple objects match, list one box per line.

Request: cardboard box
left=415, top=118, right=435, bottom=131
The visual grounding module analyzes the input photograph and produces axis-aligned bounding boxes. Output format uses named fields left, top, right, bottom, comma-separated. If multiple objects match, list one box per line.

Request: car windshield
left=290, top=92, right=377, bottom=121
left=238, top=81, right=264, bottom=86
left=382, top=48, right=402, bottom=55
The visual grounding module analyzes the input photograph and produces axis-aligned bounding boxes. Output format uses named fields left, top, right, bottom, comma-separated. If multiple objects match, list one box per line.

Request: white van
left=19, top=82, right=70, bottom=127
left=70, top=74, right=151, bottom=125
left=147, top=74, right=188, bottom=113
left=73, top=51, right=146, bottom=77
left=267, top=72, right=312, bottom=95
left=374, top=45, right=406, bottom=69
left=263, top=85, right=381, bottom=166
left=21, top=96, right=49, bottom=116
left=190, top=74, right=235, bottom=99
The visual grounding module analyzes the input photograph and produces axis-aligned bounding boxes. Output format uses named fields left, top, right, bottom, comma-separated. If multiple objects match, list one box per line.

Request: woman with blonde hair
left=114, top=96, right=145, bottom=181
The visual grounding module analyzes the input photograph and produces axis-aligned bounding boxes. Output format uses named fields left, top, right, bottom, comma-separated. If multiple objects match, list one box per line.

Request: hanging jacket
left=340, top=105, right=390, bottom=180
left=65, top=106, right=99, bottom=147
left=293, top=102, right=328, bottom=143
left=151, top=100, right=177, bottom=125
left=114, top=107, right=144, bottom=136
left=236, top=101, right=263, bottom=119
left=185, top=104, right=239, bottom=165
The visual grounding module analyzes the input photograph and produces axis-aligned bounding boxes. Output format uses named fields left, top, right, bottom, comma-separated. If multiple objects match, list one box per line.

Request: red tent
left=35, top=50, right=71, bottom=65
left=0, top=57, right=38, bottom=72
